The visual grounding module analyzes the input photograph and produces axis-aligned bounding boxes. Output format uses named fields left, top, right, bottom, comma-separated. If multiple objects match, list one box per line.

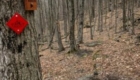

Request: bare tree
left=47, top=0, right=56, bottom=49
left=55, top=0, right=65, bottom=52
left=63, top=0, right=68, bottom=42
left=130, top=0, right=135, bottom=35
left=115, top=0, right=118, bottom=33
left=89, top=0, right=95, bottom=40
left=77, top=0, right=85, bottom=44
left=123, top=0, right=127, bottom=31
left=68, top=0, right=77, bottom=52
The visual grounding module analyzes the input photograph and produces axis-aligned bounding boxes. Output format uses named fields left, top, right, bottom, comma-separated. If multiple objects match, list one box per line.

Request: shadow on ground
left=75, top=49, right=93, bottom=57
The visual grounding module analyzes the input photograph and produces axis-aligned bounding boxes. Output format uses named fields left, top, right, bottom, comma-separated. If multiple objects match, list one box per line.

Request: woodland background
left=37, top=0, right=140, bottom=80
left=0, top=0, right=140, bottom=80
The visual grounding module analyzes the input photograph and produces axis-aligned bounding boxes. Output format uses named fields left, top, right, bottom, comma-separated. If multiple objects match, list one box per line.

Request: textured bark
left=35, top=0, right=48, bottom=42
left=55, top=0, right=65, bottom=52
left=68, top=0, right=76, bottom=52
left=77, top=0, right=85, bottom=44
left=0, top=0, right=42, bottom=80
left=55, top=23, right=65, bottom=52
left=47, top=0, right=56, bottom=49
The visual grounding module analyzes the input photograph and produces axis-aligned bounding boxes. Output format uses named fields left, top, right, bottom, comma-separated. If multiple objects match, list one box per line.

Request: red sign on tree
left=6, top=13, right=28, bottom=34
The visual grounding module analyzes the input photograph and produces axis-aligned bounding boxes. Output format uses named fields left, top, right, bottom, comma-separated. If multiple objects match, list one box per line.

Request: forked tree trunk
left=0, top=0, right=42, bottom=80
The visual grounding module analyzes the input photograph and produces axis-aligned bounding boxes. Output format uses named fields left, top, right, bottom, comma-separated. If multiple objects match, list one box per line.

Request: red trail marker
left=6, top=13, right=28, bottom=35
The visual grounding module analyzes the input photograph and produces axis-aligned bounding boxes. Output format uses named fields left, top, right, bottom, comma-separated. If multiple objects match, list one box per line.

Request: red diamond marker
left=6, top=13, right=28, bottom=35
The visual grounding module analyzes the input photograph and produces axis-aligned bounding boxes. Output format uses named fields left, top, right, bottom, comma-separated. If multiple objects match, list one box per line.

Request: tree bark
left=62, top=0, right=68, bottom=42
left=77, top=0, right=85, bottom=44
left=123, top=0, right=127, bottom=31
left=68, top=0, right=76, bottom=52
left=0, top=0, right=42, bottom=80
left=130, top=0, right=135, bottom=35
left=55, top=0, right=65, bottom=52
left=89, top=0, right=95, bottom=40
left=47, top=0, right=56, bottom=49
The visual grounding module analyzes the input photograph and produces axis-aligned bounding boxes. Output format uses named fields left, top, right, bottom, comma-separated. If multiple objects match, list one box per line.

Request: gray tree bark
left=89, top=0, right=95, bottom=40
left=47, top=0, right=56, bottom=49
left=77, top=0, right=85, bottom=44
left=0, top=0, right=42, bottom=80
left=55, top=0, right=65, bottom=52
left=68, top=0, right=77, bottom=52
left=62, top=0, right=68, bottom=42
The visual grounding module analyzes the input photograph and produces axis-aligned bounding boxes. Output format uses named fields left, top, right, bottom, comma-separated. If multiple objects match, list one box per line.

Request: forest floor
left=39, top=8, right=140, bottom=80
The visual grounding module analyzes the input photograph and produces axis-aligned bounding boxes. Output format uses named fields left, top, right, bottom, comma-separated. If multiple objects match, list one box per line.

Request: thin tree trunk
left=68, top=0, right=76, bottom=52
left=100, top=0, right=103, bottom=32
left=89, top=0, right=94, bottom=40
left=63, top=0, right=68, bottom=42
left=97, top=0, right=101, bottom=31
left=131, top=0, right=135, bottom=35
left=77, top=0, right=85, bottom=44
left=115, top=0, right=118, bottom=33
left=123, top=0, right=127, bottom=31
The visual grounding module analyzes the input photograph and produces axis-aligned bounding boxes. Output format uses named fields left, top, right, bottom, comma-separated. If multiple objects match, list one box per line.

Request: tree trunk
left=97, top=0, right=101, bottom=31
left=89, top=0, right=95, bottom=40
left=62, top=0, right=68, bottom=42
left=77, top=0, right=85, bottom=44
left=47, top=0, right=56, bottom=49
left=130, top=0, right=135, bottom=35
left=0, top=0, right=42, bottom=80
left=123, top=0, right=127, bottom=31
left=68, top=0, right=76, bottom=52
left=55, top=0, right=65, bottom=52
left=115, top=0, right=118, bottom=33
